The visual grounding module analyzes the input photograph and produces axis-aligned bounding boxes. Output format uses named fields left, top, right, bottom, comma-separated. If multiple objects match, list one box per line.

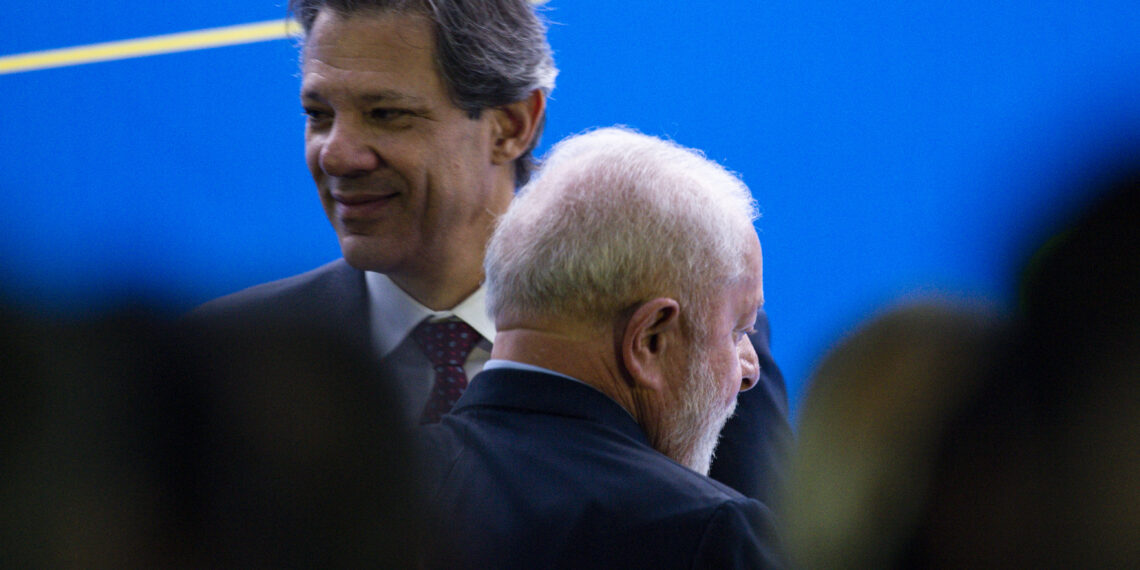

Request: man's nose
left=319, top=121, right=381, bottom=177
left=738, top=336, right=760, bottom=392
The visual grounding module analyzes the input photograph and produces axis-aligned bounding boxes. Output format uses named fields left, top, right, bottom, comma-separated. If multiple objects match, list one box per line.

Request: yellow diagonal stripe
left=0, top=19, right=301, bottom=75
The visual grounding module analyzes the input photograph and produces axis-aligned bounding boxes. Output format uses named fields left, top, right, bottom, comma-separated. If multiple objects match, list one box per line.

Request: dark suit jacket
left=191, top=258, right=792, bottom=504
left=418, top=368, right=786, bottom=569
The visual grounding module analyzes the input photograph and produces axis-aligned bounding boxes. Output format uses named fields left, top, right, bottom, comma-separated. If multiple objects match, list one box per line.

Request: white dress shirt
left=366, top=271, right=496, bottom=418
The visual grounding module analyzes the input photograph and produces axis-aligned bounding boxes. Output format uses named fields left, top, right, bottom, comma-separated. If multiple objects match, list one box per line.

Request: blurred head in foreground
left=786, top=160, right=1140, bottom=569
left=786, top=301, right=1003, bottom=569
left=1, top=310, right=420, bottom=568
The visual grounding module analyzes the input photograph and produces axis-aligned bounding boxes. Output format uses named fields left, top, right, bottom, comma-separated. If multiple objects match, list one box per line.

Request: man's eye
left=303, top=107, right=331, bottom=122
left=370, top=108, right=410, bottom=121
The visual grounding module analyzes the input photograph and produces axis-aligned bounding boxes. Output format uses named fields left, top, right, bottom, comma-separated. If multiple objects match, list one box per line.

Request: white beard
left=658, top=356, right=738, bottom=475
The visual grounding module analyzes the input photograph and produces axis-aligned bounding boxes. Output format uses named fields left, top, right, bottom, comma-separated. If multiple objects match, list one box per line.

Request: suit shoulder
left=187, top=259, right=363, bottom=324
left=692, top=497, right=786, bottom=568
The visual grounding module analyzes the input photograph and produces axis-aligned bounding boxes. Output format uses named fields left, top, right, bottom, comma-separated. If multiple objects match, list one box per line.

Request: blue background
left=3, top=1, right=1139, bottom=413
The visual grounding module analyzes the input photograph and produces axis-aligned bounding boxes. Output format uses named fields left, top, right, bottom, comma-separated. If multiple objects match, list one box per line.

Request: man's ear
left=490, top=89, right=546, bottom=165
left=620, top=297, right=683, bottom=392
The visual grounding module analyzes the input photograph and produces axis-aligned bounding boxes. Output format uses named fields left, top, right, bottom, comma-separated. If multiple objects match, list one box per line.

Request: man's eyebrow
left=361, top=91, right=425, bottom=104
left=300, top=88, right=425, bottom=106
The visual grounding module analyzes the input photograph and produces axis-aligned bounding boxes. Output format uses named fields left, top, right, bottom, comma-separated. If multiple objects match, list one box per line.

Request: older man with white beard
left=418, top=127, right=785, bottom=569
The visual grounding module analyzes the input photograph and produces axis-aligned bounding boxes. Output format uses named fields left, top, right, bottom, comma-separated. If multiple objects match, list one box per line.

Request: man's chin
left=339, top=237, right=406, bottom=274
left=681, top=400, right=738, bottom=476
left=699, top=402, right=738, bottom=473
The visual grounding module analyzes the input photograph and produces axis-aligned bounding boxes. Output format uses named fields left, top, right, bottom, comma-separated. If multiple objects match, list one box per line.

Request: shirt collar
left=480, top=359, right=637, bottom=421
left=482, top=359, right=584, bottom=384
left=366, top=271, right=496, bottom=357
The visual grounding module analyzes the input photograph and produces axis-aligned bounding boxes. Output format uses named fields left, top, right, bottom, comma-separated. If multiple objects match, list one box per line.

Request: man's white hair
left=485, top=126, right=759, bottom=331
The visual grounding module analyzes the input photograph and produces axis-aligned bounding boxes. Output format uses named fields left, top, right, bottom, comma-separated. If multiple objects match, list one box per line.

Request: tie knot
left=412, top=319, right=481, bottom=367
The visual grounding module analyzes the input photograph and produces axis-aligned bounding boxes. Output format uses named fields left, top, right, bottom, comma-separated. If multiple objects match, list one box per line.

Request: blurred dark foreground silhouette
left=2, top=307, right=422, bottom=568
left=787, top=161, right=1140, bottom=569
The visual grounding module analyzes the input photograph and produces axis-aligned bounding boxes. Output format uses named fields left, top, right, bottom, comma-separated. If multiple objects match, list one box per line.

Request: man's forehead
left=737, top=243, right=765, bottom=318
left=749, top=234, right=764, bottom=304
left=302, top=8, right=436, bottom=64
left=738, top=275, right=764, bottom=318
left=299, top=9, right=443, bottom=101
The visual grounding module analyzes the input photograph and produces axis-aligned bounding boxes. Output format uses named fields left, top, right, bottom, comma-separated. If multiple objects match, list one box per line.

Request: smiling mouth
left=333, top=193, right=398, bottom=220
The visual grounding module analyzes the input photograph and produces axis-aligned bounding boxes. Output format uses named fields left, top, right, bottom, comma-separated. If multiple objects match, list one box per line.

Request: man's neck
left=491, top=325, right=641, bottom=421
left=388, top=271, right=482, bottom=311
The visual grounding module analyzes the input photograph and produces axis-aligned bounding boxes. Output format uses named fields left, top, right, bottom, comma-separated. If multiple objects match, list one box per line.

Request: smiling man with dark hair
left=192, top=0, right=790, bottom=514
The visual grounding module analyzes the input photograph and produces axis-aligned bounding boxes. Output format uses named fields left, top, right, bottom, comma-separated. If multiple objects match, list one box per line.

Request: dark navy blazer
left=191, top=258, right=792, bottom=505
left=419, top=368, right=786, bottom=569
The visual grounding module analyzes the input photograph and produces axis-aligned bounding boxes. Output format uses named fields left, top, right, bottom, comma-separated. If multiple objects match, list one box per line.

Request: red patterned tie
left=412, top=319, right=481, bottom=424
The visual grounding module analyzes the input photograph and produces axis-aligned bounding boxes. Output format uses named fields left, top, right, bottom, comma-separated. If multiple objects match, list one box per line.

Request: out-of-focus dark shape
left=1, top=305, right=421, bottom=568
left=785, top=301, right=1004, bottom=570
left=787, top=157, right=1139, bottom=569
left=918, top=162, right=1140, bottom=569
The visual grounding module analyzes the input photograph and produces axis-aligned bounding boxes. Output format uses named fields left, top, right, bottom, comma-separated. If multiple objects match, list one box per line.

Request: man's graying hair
left=288, top=0, right=558, bottom=186
left=485, top=127, right=760, bottom=334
